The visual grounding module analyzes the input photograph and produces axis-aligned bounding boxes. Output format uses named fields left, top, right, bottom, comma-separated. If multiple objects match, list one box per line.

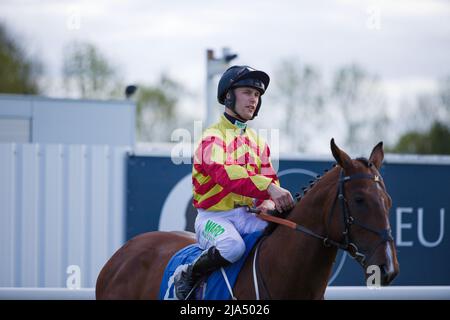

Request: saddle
left=159, top=231, right=263, bottom=300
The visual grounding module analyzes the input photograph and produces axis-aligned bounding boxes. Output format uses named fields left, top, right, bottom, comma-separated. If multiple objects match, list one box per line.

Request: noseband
left=249, top=164, right=395, bottom=299
left=251, top=166, right=394, bottom=268
left=321, top=168, right=394, bottom=267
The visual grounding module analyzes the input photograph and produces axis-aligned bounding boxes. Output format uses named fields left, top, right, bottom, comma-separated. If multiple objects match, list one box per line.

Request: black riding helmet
left=217, top=65, right=270, bottom=119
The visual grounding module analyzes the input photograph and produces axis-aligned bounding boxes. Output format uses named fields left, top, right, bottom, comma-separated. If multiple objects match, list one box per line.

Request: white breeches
left=194, top=207, right=268, bottom=263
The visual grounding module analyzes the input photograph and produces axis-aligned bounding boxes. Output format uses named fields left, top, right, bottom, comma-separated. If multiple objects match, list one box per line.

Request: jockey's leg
left=174, top=211, right=245, bottom=300
left=235, top=208, right=269, bottom=234
left=194, top=209, right=247, bottom=263
left=174, top=246, right=230, bottom=300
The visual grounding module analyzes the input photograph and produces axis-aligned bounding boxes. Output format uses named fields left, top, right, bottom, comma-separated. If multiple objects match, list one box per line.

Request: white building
left=0, top=94, right=134, bottom=288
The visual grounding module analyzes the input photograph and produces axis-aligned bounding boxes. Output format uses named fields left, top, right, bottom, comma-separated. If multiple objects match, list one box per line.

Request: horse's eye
left=354, top=196, right=365, bottom=204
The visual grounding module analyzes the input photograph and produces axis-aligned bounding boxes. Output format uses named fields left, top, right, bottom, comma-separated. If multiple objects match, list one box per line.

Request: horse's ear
left=330, top=138, right=352, bottom=171
left=369, top=141, right=384, bottom=170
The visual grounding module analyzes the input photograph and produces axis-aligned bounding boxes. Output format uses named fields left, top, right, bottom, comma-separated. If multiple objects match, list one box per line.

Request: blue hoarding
left=126, top=154, right=449, bottom=286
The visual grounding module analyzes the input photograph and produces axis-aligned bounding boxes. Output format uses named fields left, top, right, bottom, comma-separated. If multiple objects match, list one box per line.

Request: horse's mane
left=262, top=157, right=374, bottom=236
left=262, top=162, right=338, bottom=236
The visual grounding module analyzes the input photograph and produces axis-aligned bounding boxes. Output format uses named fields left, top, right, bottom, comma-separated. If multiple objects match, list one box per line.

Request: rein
left=248, top=208, right=349, bottom=250
left=248, top=167, right=394, bottom=267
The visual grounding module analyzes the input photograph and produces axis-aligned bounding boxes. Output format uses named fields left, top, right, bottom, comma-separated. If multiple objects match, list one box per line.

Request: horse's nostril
left=380, top=264, right=397, bottom=286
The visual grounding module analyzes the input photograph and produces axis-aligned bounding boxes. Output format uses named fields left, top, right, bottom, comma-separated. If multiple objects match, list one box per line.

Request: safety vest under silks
left=193, top=115, right=280, bottom=211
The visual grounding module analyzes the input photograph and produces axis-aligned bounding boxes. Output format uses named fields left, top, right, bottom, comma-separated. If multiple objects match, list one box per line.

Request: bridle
left=322, top=168, right=394, bottom=267
left=248, top=162, right=395, bottom=300
left=251, top=165, right=394, bottom=268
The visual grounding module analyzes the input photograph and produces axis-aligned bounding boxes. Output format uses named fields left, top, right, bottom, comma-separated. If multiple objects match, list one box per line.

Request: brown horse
left=96, top=139, right=399, bottom=299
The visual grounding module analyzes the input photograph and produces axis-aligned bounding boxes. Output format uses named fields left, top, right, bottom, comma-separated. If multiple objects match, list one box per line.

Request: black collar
left=223, top=113, right=247, bottom=131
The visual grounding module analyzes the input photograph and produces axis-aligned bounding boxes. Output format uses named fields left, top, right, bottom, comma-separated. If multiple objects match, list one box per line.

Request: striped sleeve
left=254, top=143, right=279, bottom=207
left=194, top=136, right=272, bottom=199
left=260, top=143, right=280, bottom=186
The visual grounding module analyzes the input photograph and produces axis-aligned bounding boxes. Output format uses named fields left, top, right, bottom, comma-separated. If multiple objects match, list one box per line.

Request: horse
left=95, top=139, right=399, bottom=299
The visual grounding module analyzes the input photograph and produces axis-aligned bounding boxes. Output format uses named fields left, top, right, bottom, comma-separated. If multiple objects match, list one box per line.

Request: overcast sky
left=1, top=0, right=449, bottom=153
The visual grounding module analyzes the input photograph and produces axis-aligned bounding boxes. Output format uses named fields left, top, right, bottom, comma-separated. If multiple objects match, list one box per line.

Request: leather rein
left=248, top=167, right=394, bottom=268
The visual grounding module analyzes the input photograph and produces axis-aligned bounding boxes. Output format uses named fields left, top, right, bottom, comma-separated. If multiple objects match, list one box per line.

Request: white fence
left=0, top=286, right=449, bottom=300
left=0, top=143, right=129, bottom=288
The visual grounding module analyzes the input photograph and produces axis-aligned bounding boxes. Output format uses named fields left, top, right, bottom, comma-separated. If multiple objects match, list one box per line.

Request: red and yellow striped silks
left=193, top=115, right=279, bottom=211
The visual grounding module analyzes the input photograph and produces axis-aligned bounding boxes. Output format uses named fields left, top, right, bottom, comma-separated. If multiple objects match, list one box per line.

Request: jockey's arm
left=195, top=137, right=294, bottom=212
left=195, top=136, right=277, bottom=199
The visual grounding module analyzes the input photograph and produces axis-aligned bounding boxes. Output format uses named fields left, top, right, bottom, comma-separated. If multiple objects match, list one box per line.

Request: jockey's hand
left=267, top=183, right=295, bottom=213
left=255, top=199, right=276, bottom=214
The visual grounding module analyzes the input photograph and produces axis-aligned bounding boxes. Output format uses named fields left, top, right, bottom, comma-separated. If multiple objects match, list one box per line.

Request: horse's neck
left=260, top=174, right=338, bottom=299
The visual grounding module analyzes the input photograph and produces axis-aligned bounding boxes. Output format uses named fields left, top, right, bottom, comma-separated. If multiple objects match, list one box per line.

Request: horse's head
left=327, top=138, right=399, bottom=286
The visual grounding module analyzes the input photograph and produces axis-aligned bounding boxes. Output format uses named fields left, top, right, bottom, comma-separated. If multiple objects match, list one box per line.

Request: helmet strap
left=224, top=89, right=262, bottom=121
left=224, top=90, right=247, bottom=122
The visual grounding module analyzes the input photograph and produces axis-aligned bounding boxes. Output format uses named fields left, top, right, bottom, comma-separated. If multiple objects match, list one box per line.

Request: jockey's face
left=227, top=87, right=260, bottom=121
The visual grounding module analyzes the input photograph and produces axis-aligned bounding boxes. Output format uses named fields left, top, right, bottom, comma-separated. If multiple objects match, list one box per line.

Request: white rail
left=1, top=286, right=449, bottom=300
left=0, top=287, right=95, bottom=300
left=324, top=286, right=450, bottom=300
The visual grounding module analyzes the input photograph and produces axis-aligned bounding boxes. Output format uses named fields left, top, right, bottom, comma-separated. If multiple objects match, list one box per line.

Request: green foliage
left=273, top=58, right=324, bottom=151
left=331, top=64, right=388, bottom=154
left=388, top=122, right=450, bottom=155
left=439, top=76, right=450, bottom=111
left=135, top=74, right=184, bottom=142
left=61, top=41, right=184, bottom=142
left=272, top=60, right=388, bottom=154
left=389, top=75, right=450, bottom=155
left=0, top=23, right=42, bottom=94
left=62, top=41, right=121, bottom=99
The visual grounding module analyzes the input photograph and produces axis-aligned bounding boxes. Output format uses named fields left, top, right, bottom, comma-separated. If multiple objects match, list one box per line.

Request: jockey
left=173, top=65, right=295, bottom=300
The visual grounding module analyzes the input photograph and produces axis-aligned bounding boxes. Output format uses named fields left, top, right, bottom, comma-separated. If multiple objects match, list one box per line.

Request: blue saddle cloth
left=159, top=231, right=263, bottom=300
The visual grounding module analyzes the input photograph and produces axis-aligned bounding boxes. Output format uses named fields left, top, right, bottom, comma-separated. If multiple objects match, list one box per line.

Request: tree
left=389, top=121, right=450, bottom=155
left=135, top=74, right=185, bottom=142
left=331, top=64, right=389, bottom=154
left=388, top=75, right=450, bottom=155
left=0, top=23, right=42, bottom=94
left=272, top=59, right=324, bottom=152
left=62, top=41, right=122, bottom=99
left=438, top=76, right=450, bottom=122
